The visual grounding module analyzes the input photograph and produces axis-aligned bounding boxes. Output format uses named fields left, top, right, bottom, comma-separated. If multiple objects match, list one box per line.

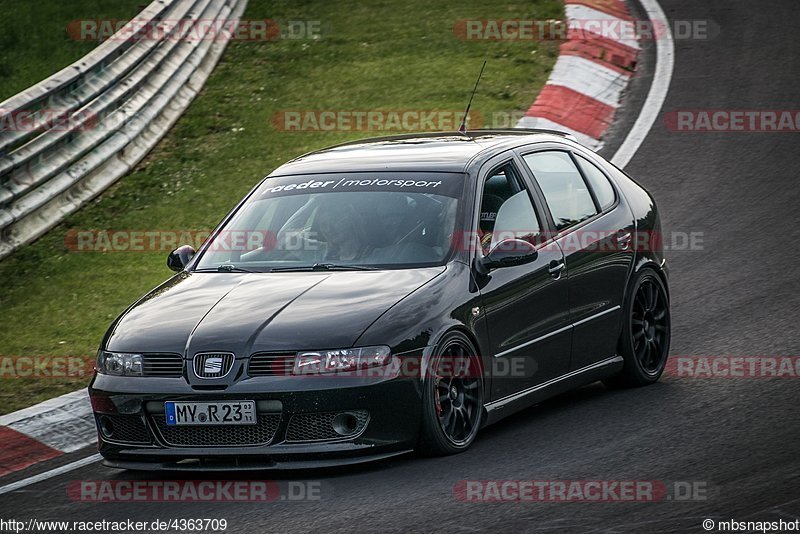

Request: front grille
left=151, top=414, right=281, bottom=447
left=97, top=414, right=151, bottom=444
left=193, top=352, right=234, bottom=379
left=286, top=410, right=370, bottom=442
left=142, top=354, right=184, bottom=377
left=248, top=353, right=295, bottom=376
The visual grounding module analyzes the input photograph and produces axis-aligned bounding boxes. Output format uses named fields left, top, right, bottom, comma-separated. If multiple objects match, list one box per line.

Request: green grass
left=0, top=0, right=562, bottom=414
left=0, top=0, right=145, bottom=102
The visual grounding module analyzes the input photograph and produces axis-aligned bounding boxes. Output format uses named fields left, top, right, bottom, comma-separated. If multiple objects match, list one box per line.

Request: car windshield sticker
left=258, top=173, right=465, bottom=199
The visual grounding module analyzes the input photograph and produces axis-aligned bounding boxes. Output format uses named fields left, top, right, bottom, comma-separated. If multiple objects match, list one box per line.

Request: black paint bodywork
left=90, top=130, right=667, bottom=470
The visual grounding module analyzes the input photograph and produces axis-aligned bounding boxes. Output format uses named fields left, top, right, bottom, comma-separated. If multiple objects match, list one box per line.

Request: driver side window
left=478, top=163, right=541, bottom=255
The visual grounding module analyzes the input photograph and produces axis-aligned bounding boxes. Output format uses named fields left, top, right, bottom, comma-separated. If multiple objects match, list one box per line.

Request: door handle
left=548, top=260, right=565, bottom=278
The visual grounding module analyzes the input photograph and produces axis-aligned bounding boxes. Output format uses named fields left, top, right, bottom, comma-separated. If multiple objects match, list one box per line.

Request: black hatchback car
left=90, top=129, right=670, bottom=470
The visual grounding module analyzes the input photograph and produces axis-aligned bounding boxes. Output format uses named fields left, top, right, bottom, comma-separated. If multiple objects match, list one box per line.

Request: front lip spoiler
left=102, top=449, right=414, bottom=471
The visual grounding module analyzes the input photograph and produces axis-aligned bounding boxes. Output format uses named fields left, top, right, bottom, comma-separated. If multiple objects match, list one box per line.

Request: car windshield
left=194, top=172, right=464, bottom=272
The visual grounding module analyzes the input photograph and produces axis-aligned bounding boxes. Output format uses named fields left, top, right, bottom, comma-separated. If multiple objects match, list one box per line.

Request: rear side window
left=522, top=151, right=597, bottom=230
left=576, top=155, right=616, bottom=210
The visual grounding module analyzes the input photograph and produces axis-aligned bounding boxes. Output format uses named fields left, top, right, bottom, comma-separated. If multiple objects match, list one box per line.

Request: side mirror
left=167, top=245, right=196, bottom=272
left=481, top=239, right=538, bottom=271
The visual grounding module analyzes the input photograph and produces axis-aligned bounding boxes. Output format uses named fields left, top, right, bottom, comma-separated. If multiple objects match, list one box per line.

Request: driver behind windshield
left=314, top=197, right=373, bottom=262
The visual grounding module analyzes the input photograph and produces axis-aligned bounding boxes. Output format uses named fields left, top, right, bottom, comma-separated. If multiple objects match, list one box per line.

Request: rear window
left=576, top=155, right=616, bottom=210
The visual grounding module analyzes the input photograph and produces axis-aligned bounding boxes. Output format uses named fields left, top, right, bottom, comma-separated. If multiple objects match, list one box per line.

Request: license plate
left=165, top=401, right=256, bottom=426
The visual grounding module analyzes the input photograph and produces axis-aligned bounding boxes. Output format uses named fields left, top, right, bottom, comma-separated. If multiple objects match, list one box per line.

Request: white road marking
left=0, top=454, right=102, bottom=496
left=610, top=0, right=675, bottom=168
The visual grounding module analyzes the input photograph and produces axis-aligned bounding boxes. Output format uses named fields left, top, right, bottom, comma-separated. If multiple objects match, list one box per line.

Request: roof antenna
left=458, top=60, right=486, bottom=135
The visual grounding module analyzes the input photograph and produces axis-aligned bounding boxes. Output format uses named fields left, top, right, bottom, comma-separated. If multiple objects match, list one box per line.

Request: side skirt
left=481, top=355, right=624, bottom=426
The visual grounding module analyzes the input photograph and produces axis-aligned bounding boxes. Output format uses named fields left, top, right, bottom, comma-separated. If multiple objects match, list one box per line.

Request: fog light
left=332, top=413, right=359, bottom=436
left=99, top=416, right=115, bottom=438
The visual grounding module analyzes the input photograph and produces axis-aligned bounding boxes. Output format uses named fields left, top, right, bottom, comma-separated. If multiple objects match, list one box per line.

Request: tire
left=604, top=267, right=671, bottom=388
left=418, top=331, right=484, bottom=455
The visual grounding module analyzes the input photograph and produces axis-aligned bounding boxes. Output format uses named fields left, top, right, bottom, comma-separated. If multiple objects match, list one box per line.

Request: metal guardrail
left=0, top=0, right=248, bottom=259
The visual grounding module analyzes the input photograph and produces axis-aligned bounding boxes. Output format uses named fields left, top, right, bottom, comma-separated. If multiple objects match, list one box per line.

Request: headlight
left=293, top=346, right=391, bottom=374
left=96, top=351, right=143, bottom=376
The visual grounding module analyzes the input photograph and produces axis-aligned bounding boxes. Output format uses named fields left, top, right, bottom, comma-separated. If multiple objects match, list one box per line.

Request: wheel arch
left=425, top=324, right=488, bottom=399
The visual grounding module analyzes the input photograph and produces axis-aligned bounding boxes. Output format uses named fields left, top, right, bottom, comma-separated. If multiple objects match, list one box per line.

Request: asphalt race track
left=2, top=1, right=799, bottom=532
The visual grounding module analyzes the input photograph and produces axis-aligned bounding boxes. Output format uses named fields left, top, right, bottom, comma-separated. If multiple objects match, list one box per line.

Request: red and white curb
left=516, top=0, right=641, bottom=150
left=0, top=389, right=95, bottom=477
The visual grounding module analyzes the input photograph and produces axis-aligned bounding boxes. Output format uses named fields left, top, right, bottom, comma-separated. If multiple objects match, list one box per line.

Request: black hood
left=104, top=268, right=445, bottom=357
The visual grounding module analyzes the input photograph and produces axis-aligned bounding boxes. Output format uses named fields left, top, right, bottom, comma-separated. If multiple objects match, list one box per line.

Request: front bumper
left=89, top=368, right=422, bottom=470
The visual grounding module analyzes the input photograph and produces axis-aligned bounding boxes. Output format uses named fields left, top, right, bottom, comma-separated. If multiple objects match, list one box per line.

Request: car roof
left=267, top=129, right=577, bottom=176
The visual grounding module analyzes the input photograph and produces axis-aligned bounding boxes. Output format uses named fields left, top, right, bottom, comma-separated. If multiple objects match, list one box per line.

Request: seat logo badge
left=193, top=352, right=234, bottom=379
left=204, top=357, right=223, bottom=375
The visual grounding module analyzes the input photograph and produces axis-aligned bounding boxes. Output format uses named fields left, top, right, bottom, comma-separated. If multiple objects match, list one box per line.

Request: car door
left=518, top=146, right=635, bottom=371
left=473, top=157, right=571, bottom=401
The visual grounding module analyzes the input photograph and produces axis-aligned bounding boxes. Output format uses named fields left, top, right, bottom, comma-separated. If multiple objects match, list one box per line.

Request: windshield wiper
left=194, top=264, right=258, bottom=273
left=270, top=263, right=377, bottom=272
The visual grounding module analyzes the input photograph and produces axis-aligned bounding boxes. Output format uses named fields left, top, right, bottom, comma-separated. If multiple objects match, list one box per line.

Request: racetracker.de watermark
left=0, top=356, right=93, bottom=379
left=453, top=19, right=717, bottom=41
left=67, top=18, right=323, bottom=42
left=453, top=480, right=709, bottom=502
left=0, top=108, right=97, bottom=132
left=64, top=229, right=213, bottom=253
left=68, top=480, right=325, bottom=502
left=272, top=110, right=483, bottom=132
left=665, top=356, right=800, bottom=379
left=63, top=229, right=704, bottom=253
left=665, top=110, right=800, bottom=132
